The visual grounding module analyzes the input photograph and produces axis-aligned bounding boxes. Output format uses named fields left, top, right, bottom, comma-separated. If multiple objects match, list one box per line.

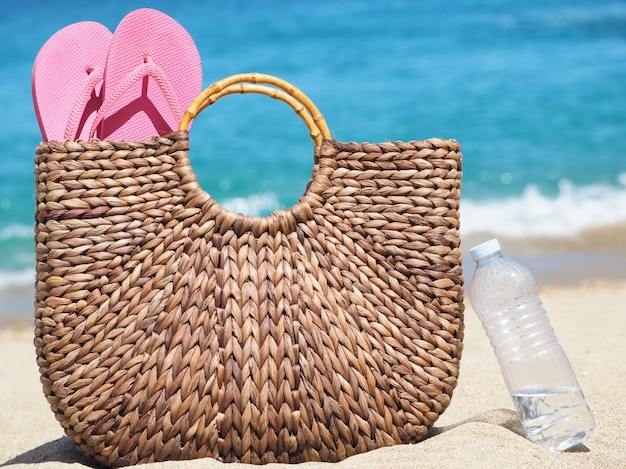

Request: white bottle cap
left=469, top=238, right=501, bottom=261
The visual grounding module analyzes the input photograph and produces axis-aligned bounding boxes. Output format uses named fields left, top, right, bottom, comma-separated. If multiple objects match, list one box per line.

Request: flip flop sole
left=32, top=22, right=112, bottom=142
left=98, top=8, right=203, bottom=141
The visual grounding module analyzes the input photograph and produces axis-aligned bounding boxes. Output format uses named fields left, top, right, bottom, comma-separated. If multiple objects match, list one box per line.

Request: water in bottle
left=468, top=238, right=596, bottom=451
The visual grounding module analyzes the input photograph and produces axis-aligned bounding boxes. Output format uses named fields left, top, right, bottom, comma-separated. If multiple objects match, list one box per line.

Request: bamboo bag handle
left=180, top=73, right=331, bottom=147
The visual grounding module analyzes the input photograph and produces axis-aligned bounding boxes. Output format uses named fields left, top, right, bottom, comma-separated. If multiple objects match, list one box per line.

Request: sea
left=1, top=0, right=625, bottom=321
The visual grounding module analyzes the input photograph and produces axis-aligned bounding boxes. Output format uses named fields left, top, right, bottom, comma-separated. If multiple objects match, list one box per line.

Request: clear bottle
left=468, top=239, right=596, bottom=451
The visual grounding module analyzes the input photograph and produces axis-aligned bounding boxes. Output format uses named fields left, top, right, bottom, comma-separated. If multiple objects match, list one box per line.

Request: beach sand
left=1, top=280, right=624, bottom=469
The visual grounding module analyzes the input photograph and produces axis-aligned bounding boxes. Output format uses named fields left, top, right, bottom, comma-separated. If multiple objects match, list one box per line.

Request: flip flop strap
left=64, top=67, right=104, bottom=140
left=89, top=57, right=183, bottom=138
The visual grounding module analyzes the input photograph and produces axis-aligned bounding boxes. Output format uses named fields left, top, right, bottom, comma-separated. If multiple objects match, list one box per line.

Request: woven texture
left=34, top=132, right=464, bottom=467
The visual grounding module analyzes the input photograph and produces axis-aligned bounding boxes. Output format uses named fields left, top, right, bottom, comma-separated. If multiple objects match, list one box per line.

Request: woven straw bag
left=34, top=73, right=464, bottom=467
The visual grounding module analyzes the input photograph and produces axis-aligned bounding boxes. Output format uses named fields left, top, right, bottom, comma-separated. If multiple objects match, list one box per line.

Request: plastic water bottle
left=468, top=239, right=596, bottom=451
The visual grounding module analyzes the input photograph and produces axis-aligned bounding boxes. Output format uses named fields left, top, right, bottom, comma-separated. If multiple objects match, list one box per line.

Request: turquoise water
left=1, top=0, right=626, bottom=309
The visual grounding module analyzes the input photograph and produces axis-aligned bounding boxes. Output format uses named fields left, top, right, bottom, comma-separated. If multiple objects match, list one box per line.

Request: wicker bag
left=34, top=73, right=464, bottom=467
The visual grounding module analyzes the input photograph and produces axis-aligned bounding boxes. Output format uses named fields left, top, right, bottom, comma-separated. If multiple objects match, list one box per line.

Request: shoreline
left=4, top=239, right=626, bottom=326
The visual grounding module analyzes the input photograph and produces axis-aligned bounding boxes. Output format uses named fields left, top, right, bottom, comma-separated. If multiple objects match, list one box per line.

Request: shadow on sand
left=1, top=408, right=589, bottom=467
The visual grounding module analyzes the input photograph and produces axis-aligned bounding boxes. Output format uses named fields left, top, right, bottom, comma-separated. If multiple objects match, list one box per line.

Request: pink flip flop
left=93, top=8, right=202, bottom=141
left=32, top=22, right=112, bottom=141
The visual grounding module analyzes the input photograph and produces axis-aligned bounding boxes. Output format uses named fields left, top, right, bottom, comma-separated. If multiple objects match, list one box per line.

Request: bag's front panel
left=198, top=227, right=309, bottom=464
left=34, top=134, right=463, bottom=467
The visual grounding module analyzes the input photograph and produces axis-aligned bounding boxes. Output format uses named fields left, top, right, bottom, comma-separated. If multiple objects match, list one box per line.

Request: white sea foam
left=0, top=224, right=32, bottom=241
left=0, top=224, right=34, bottom=291
left=461, top=175, right=626, bottom=237
left=0, top=268, right=35, bottom=292
left=218, top=181, right=626, bottom=239
left=220, top=193, right=282, bottom=216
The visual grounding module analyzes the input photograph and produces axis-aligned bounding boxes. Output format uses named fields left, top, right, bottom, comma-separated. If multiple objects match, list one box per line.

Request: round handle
left=179, top=73, right=331, bottom=147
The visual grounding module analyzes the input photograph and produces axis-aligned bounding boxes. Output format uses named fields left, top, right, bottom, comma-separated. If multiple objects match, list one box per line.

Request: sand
left=1, top=280, right=624, bottom=469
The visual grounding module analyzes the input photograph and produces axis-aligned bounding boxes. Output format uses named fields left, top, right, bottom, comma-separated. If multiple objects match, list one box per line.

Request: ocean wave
left=0, top=224, right=32, bottom=241
left=461, top=175, right=626, bottom=238
left=217, top=183, right=626, bottom=241
left=220, top=193, right=281, bottom=216
left=3, top=180, right=626, bottom=292
left=492, top=2, right=626, bottom=30
left=0, top=268, right=35, bottom=292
